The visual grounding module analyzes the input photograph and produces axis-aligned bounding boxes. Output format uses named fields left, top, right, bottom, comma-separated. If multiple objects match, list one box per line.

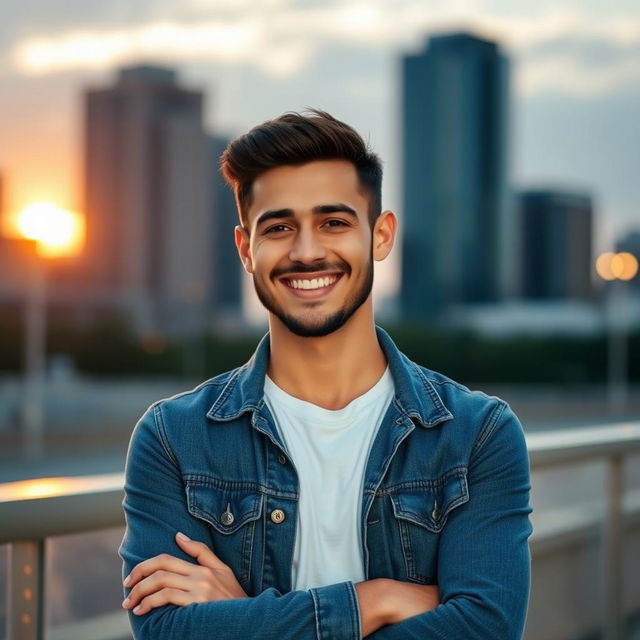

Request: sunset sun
left=17, top=202, right=84, bottom=257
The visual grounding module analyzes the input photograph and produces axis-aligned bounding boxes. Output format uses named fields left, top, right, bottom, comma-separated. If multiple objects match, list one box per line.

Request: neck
left=266, top=301, right=387, bottom=410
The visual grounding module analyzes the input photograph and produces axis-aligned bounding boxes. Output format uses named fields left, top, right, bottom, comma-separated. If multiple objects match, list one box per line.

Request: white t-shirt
left=263, top=367, right=395, bottom=591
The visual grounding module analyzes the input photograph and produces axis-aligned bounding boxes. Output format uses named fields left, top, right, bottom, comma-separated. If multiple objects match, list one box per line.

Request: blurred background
left=0, top=1, right=639, bottom=639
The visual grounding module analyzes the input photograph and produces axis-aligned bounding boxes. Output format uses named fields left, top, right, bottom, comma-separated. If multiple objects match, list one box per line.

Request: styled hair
left=220, top=109, right=383, bottom=228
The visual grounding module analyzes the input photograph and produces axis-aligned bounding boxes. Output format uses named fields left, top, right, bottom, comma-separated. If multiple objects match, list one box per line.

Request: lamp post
left=22, top=249, right=47, bottom=458
left=595, top=251, right=639, bottom=416
left=17, top=203, right=82, bottom=458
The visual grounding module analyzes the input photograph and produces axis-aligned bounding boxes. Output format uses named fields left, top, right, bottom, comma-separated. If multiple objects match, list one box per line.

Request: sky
left=1, top=0, right=639, bottom=298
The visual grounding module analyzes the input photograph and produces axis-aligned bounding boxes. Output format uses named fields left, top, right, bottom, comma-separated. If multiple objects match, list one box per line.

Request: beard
left=252, top=250, right=374, bottom=338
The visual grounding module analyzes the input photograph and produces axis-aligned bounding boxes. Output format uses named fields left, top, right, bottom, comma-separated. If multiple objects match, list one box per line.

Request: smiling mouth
left=280, top=273, right=343, bottom=293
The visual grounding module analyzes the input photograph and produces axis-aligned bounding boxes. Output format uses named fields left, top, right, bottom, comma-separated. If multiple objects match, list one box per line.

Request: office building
left=82, top=65, right=213, bottom=336
left=519, top=190, right=593, bottom=300
left=400, top=32, right=511, bottom=320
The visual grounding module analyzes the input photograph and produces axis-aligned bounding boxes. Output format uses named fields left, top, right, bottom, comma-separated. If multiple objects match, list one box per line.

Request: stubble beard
left=252, top=250, right=374, bottom=338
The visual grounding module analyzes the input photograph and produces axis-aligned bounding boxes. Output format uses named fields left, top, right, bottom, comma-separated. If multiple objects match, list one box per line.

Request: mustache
left=271, top=261, right=351, bottom=279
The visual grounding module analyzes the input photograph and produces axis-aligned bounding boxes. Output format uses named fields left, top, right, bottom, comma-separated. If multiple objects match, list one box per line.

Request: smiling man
left=119, top=110, right=532, bottom=639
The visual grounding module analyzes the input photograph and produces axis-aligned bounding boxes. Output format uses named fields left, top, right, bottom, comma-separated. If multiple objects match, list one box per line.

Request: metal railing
left=0, top=474, right=125, bottom=640
left=527, top=422, right=640, bottom=640
left=1, top=422, right=640, bottom=640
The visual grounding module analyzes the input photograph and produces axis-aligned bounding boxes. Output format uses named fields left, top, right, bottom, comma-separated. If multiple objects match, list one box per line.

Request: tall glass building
left=400, top=33, right=511, bottom=320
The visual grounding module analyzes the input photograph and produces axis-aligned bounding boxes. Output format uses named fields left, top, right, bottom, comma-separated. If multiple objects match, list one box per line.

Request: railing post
left=603, top=453, right=623, bottom=640
left=7, top=540, right=45, bottom=640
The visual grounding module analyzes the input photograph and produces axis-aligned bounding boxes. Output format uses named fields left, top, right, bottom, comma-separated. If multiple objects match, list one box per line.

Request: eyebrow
left=255, top=203, right=358, bottom=228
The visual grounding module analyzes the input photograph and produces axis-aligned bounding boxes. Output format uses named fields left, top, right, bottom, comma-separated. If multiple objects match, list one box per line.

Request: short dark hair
left=220, top=109, right=383, bottom=228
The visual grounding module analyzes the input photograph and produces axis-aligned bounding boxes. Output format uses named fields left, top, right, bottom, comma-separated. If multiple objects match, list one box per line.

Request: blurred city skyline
left=1, top=0, right=639, bottom=301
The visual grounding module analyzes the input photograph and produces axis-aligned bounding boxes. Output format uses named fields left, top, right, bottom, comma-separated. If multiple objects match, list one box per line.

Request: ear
left=235, top=225, right=254, bottom=274
left=372, top=210, right=397, bottom=262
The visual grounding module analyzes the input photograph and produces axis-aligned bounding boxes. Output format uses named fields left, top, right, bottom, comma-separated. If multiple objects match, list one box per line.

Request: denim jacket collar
left=206, top=325, right=453, bottom=429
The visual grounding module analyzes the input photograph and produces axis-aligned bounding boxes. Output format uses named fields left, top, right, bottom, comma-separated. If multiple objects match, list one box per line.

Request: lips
left=279, top=272, right=343, bottom=297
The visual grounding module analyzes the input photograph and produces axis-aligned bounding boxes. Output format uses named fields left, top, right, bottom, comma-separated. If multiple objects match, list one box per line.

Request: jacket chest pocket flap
left=185, top=482, right=264, bottom=534
left=390, top=472, right=469, bottom=534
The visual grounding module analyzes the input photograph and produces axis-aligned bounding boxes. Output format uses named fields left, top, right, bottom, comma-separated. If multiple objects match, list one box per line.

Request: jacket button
left=221, top=508, right=234, bottom=526
left=277, top=453, right=287, bottom=465
left=271, top=509, right=286, bottom=524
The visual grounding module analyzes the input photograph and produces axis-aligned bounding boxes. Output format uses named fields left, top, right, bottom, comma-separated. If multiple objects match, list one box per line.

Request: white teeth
left=287, top=275, right=338, bottom=290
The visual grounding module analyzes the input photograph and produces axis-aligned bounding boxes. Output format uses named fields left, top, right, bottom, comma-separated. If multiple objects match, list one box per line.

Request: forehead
left=247, top=159, right=368, bottom=225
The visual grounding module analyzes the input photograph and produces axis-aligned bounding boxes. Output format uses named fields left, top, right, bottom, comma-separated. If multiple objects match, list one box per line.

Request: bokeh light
left=596, top=252, right=639, bottom=281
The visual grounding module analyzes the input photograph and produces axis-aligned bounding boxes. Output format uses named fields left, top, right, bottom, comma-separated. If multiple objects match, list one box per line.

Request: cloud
left=6, top=1, right=640, bottom=96
left=516, top=40, right=640, bottom=97
left=11, top=21, right=315, bottom=78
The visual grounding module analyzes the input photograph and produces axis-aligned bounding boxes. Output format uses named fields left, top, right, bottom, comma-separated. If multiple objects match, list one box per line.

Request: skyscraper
left=83, top=65, right=213, bottom=336
left=400, top=33, right=511, bottom=320
left=519, top=190, right=593, bottom=300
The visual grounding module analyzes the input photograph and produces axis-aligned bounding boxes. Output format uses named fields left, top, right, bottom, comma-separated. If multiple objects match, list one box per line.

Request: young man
left=120, top=110, right=532, bottom=639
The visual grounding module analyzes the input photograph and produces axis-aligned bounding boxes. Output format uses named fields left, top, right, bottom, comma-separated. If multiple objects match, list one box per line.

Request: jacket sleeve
left=119, top=405, right=361, bottom=640
left=368, top=401, right=533, bottom=640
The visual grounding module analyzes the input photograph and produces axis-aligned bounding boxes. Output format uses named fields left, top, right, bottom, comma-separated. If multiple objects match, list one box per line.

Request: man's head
left=221, top=110, right=396, bottom=338
left=220, top=109, right=383, bottom=229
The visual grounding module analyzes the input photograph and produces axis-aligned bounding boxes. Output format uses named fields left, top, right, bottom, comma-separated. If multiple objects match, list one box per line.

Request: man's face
left=237, top=159, right=376, bottom=337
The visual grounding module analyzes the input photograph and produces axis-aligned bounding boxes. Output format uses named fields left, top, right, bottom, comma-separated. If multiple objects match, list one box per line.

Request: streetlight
left=16, top=202, right=83, bottom=458
left=595, top=251, right=639, bottom=415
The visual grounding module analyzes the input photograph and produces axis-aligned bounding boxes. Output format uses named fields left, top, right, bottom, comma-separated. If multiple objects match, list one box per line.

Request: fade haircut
left=220, top=109, right=383, bottom=229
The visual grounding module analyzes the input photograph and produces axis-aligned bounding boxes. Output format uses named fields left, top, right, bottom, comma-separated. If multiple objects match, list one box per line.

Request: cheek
left=251, top=243, right=284, bottom=276
left=336, top=234, right=371, bottom=265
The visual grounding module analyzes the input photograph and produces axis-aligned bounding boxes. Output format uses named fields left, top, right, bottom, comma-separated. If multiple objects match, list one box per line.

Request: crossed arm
left=122, top=531, right=440, bottom=636
left=120, top=401, right=532, bottom=639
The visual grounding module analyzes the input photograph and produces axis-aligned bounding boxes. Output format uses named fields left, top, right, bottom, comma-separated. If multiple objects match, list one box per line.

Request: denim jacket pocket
left=185, top=477, right=263, bottom=585
left=389, top=470, right=469, bottom=583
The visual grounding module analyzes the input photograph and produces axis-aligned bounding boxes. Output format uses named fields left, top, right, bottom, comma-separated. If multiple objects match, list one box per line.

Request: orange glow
left=16, top=202, right=84, bottom=257
left=0, top=478, right=71, bottom=501
left=596, top=252, right=639, bottom=281
left=0, top=473, right=123, bottom=502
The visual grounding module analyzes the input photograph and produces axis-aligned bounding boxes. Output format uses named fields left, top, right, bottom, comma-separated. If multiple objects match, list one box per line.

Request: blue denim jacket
left=120, top=326, right=532, bottom=639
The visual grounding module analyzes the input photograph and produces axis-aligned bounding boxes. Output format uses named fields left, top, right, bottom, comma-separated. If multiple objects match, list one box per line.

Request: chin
left=277, top=310, right=350, bottom=338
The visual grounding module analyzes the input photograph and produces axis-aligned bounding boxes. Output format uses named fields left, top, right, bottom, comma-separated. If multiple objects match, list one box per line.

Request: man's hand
left=122, top=532, right=247, bottom=616
left=355, top=579, right=440, bottom=636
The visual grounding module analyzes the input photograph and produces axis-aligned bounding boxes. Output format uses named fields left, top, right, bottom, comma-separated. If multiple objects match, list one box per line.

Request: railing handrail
left=527, top=422, right=640, bottom=468
left=0, top=421, right=639, bottom=545
left=0, top=473, right=125, bottom=544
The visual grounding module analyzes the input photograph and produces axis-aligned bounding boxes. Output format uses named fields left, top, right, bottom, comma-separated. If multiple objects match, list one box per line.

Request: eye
left=323, top=219, right=350, bottom=229
left=263, top=224, right=291, bottom=235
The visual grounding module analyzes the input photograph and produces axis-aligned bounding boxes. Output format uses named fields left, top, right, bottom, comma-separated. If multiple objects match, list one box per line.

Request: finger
left=124, top=570, right=194, bottom=609
left=175, top=532, right=227, bottom=571
left=131, top=588, right=192, bottom=616
left=124, top=553, right=191, bottom=588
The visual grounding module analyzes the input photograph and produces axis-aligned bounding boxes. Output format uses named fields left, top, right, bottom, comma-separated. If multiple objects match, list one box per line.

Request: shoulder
left=128, top=365, right=248, bottom=463
left=139, top=365, right=245, bottom=426
left=410, top=360, right=523, bottom=450
left=418, top=361, right=508, bottom=414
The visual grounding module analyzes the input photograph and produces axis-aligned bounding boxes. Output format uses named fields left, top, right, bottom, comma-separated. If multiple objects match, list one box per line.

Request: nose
left=288, top=226, right=327, bottom=264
